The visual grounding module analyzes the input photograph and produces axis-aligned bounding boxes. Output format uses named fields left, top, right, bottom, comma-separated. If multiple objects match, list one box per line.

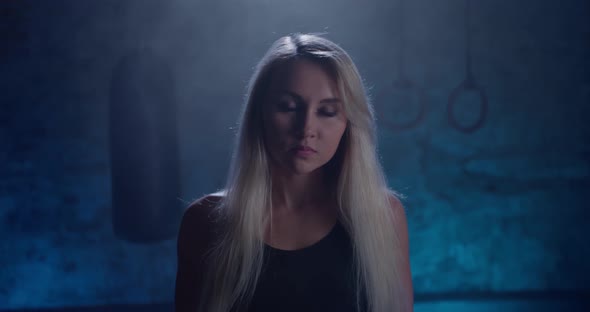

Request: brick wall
left=0, top=0, right=588, bottom=309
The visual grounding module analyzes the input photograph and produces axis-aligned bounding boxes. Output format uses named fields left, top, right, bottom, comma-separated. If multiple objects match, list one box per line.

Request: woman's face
left=262, top=59, right=348, bottom=175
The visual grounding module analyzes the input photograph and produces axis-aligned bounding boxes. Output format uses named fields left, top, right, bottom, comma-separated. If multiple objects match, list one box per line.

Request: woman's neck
left=270, top=168, right=332, bottom=213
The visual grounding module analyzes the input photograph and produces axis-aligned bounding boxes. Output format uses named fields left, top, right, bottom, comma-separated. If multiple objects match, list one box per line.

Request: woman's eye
left=277, top=101, right=297, bottom=111
left=275, top=100, right=338, bottom=117
left=279, top=103, right=296, bottom=112
left=320, top=109, right=337, bottom=117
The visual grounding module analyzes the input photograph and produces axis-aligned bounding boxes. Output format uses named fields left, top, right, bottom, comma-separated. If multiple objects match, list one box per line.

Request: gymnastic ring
left=447, top=81, right=487, bottom=134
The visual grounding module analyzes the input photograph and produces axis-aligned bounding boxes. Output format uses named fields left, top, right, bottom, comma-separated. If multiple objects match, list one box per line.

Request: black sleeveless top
left=244, top=222, right=368, bottom=312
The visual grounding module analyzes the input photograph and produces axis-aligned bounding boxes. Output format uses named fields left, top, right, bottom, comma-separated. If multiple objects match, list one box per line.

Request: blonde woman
left=175, top=33, right=413, bottom=312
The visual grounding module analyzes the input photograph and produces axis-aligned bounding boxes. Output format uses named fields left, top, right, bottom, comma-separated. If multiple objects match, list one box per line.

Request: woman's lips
left=292, top=145, right=317, bottom=157
left=294, top=145, right=316, bottom=152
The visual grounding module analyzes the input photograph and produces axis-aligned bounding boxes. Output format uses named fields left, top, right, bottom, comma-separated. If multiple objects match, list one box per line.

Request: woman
left=175, top=33, right=413, bottom=312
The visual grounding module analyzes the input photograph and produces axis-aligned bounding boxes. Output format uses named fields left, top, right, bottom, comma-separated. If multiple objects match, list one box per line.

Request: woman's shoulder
left=385, top=189, right=410, bottom=247
left=175, top=192, right=225, bottom=312
left=182, top=191, right=225, bottom=224
left=178, top=192, right=226, bottom=257
left=386, top=190, right=407, bottom=216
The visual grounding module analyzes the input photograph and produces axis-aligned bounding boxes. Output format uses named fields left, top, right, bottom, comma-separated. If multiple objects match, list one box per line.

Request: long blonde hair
left=198, top=33, right=411, bottom=312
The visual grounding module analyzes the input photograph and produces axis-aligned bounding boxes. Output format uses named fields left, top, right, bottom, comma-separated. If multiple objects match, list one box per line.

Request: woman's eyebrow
left=280, top=90, right=341, bottom=104
left=320, top=98, right=341, bottom=105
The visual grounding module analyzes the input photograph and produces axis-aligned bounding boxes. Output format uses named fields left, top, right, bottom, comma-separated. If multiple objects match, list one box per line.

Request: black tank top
left=244, top=222, right=368, bottom=312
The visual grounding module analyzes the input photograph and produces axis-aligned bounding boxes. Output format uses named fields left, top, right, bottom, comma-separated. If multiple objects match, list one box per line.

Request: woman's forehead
left=266, top=59, right=340, bottom=99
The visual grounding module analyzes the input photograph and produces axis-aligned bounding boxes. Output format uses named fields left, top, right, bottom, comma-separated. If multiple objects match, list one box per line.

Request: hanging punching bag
left=108, top=46, right=182, bottom=243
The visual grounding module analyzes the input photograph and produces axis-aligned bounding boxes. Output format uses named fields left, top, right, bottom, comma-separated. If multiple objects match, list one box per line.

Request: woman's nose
left=294, top=108, right=317, bottom=138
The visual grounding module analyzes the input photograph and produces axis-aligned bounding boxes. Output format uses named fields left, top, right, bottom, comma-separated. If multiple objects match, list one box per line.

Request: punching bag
left=108, top=46, right=182, bottom=243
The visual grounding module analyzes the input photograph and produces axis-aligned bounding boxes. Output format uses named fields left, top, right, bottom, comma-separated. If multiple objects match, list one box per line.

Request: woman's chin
left=288, top=162, right=323, bottom=175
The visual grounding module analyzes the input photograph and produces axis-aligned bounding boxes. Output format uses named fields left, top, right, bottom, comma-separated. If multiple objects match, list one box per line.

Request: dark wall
left=1, top=0, right=588, bottom=309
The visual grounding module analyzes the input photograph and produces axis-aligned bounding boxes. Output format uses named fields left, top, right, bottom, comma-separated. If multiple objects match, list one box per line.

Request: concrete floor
left=2, top=298, right=589, bottom=312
